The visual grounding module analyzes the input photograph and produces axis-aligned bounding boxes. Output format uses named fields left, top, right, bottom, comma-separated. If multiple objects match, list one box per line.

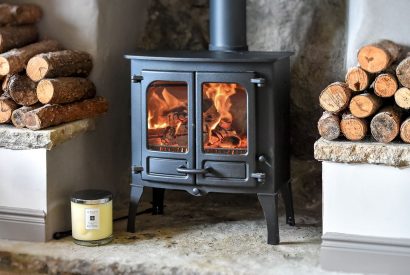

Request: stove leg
left=257, top=193, right=279, bottom=245
left=152, top=188, right=165, bottom=215
left=281, top=180, right=295, bottom=226
left=127, top=184, right=144, bottom=233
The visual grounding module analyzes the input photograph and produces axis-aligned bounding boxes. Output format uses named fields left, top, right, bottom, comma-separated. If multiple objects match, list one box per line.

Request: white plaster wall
left=323, top=161, right=410, bottom=239
left=0, top=149, right=46, bottom=210
left=346, top=0, right=410, bottom=68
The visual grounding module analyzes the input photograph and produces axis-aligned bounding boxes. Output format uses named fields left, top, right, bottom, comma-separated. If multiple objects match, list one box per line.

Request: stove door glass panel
left=202, top=82, right=247, bottom=154
left=147, top=81, right=188, bottom=153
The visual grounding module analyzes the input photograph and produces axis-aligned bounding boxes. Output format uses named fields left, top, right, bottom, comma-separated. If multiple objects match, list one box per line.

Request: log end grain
left=370, top=108, right=401, bottom=143
left=36, top=79, right=53, bottom=104
left=0, top=97, right=18, bottom=123
left=317, top=112, right=340, bottom=141
left=395, top=87, right=410, bottom=109
left=0, top=56, right=10, bottom=75
left=319, top=82, right=352, bottom=113
left=345, top=66, right=370, bottom=91
left=340, top=113, right=368, bottom=141
left=26, top=55, right=48, bottom=82
left=358, top=45, right=390, bottom=73
left=396, top=57, right=410, bottom=88
left=349, top=93, right=382, bottom=118
left=373, top=73, right=398, bottom=97
left=400, top=118, right=410, bottom=143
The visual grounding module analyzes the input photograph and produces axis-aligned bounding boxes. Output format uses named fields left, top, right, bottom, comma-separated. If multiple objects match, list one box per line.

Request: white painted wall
left=346, top=0, right=410, bottom=68
left=323, top=161, right=410, bottom=239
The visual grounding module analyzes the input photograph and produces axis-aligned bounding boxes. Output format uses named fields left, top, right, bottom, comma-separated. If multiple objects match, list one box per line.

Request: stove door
left=195, top=72, right=257, bottom=187
left=140, top=70, right=195, bottom=184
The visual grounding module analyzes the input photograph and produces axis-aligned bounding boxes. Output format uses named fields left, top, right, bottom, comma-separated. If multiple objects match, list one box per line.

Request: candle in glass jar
left=70, top=189, right=113, bottom=246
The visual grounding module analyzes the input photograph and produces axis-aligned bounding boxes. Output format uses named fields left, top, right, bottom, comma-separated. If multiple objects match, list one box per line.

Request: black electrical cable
left=52, top=207, right=153, bottom=240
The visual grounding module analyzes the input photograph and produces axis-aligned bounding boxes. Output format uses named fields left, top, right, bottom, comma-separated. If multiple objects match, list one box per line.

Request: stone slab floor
left=0, top=194, right=356, bottom=275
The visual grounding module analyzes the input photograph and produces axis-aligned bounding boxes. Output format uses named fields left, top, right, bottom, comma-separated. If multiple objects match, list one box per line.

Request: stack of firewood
left=318, top=39, right=410, bottom=143
left=0, top=3, right=108, bottom=131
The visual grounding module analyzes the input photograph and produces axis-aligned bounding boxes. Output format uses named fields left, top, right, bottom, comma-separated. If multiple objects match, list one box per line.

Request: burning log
left=6, top=74, right=38, bottom=106
left=0, top=95, right=19, bottom=123
left=0, top=25, right=38, bottom=53
left=373, top=73, right=398, bottom=97
left=394, top=87, right=410, bottom=109
left=26, top=50, right=92, bottom=81
left=37, top=77, right=96, bottom=104
left=209, top=125, right=241, bottom=147
left=345, top=66, right=373, bottom=92
left=0, top=4, right=42, bottom=26
left=24, top=96, right=108, bottom=130
left=358, top=40, right=401, bottom=73
left=349, top=93, right=382, bottom=118
left=11, top=104, right=41, bottom=128
left=340, top=112, right=368, bottom=141
left=0, top=40, right=61, bottom=75
left=319, top=82, right=352, bottom=113
left=317, top=111, right=340, bottom=141
left=396, top=56, right=410, bottom=88
left=370, top=106, right=401, bottom=143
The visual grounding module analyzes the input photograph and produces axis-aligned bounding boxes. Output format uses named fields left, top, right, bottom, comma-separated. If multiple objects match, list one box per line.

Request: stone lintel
left=314, top=138, right=410, bottom=167
left=0, top=119, right=96, bottom=150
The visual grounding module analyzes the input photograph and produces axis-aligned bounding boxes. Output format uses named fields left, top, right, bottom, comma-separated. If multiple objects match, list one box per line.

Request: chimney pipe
left=209, top=0, right=248, bottom=52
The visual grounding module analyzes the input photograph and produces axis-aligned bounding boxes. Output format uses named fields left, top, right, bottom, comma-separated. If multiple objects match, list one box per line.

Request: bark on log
left=373, top=73, right=398, bottom=97
left=340, top=112, right=368, bottom=141
left=400, top=117, right=410, bottom=143
left=26, top=50, right=92, bottom=81
left=0, top=25, right=38, bottom=53
left=345, top=66, right=373, bottom=92
left=0, top=40, right=61, bottom=75
left=349, top=93, right=382, bottom=118
left=317, top=111, right=340, bottom=140
left=11, top=104, right=41, bottom=128
left=0, top=4, right=42, bottom=26
left=24, top=96, right=108, bottom=130
left=394, top=87, right=410, bottom=109
left=37, top=77, right=96, bottom=104
left=319, top=82, right=352, bottom=113
left=396, top=57, right=410, bottom=88
left=358, top=40, right=401, bottom=73
left=370, top=106, right=402, bottom=143
left=6, top=74, right=38, bottom=106
left=0, top=95, right=18, bottom=123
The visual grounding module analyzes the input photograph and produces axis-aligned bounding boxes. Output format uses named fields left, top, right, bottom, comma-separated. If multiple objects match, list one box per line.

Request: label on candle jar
left=85, top=208, right=100, bottom=230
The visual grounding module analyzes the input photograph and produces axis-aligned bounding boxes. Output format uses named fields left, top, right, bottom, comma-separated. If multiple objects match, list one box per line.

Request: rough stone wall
left=139, top=0, right=347, bottom=211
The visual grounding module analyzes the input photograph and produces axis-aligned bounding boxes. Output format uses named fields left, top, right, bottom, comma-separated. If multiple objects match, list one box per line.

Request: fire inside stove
left=147, top=81, right=247, bottom=154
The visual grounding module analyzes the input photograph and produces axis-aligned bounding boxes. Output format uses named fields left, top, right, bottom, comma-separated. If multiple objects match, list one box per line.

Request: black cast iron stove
left=126, top=0, right=294, bottom=245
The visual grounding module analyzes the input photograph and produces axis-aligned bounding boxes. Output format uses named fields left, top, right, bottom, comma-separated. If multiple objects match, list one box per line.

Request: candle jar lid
left=71, top=189, right=112, bottom=205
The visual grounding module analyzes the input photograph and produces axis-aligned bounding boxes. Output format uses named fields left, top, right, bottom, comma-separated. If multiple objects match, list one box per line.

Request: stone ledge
left=0, top=119, right=96, bottom=150
left=314, top=138, right=410, bottom=167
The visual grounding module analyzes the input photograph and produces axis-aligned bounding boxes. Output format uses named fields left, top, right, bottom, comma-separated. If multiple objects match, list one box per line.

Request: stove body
left=125, top=0, right=294, bottom=245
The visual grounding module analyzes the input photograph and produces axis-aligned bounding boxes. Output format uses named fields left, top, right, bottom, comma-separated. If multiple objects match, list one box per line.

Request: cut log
left=319, top=82, right=352, bottom=113
left=0, top=40, right=61, bottom=75
left=11, top=104, right=41, bottom=128
left=345, top=66, right=372, bottom=92
left=6, top=74, right=38, bottom=106
left=1, top=73, right=9, bottom=92
left=317, top=112, right=340, bottom=140
left=37, top=77, right=96, bottom=104
left=0, top=25, right=38, bottom=53
left=0, top=95, right=18, bottom=123
left=24, top=96, right=108, bottom=130
left=0, top=4, right=42, bottom=26
left=340, top=112, right=368, bottom=141
left=370, top=106, right=401, bottom=143
left=394, top=87, right=410, bottom=109
left=400, top=117, right=410, bottom=143
left=349, top=93, right=382, bottom=118
left=358, top=40, right=401, bottom=73
left=26, top=50, right=92, bottom=82
left=373, top=73, right=398, bottom=97
left=396, top=57, right=410, bottom=88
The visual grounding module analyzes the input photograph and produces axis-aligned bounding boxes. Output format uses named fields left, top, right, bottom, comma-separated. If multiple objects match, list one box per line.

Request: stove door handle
left=177, top=166, right=209, bottom=175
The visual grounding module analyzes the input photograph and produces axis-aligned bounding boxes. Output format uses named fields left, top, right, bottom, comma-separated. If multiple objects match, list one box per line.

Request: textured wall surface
left=140, top=0, right=347, bottom=211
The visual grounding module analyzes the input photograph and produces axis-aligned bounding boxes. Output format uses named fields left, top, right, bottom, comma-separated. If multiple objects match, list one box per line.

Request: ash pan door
left=195, top=72, right=257, bottom=187
left=140, top=70, right=195, bottom=184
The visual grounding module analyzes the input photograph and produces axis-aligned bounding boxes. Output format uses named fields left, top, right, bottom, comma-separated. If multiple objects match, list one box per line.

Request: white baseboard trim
left=321, top=232, right=410, bottom=274
left=0, top=206, right=46, bottom=242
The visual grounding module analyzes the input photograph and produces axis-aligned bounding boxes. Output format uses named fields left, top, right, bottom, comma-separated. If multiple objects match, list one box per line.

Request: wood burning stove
left=125, top=0, right=294, bottom=245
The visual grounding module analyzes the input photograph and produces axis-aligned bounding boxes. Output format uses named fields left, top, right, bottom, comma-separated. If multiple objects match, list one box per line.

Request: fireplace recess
left=126, top=0, right=294, bottom=245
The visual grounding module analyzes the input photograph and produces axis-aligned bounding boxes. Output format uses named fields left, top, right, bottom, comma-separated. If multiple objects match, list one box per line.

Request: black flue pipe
left=209, top=0, right=248, bottom=51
